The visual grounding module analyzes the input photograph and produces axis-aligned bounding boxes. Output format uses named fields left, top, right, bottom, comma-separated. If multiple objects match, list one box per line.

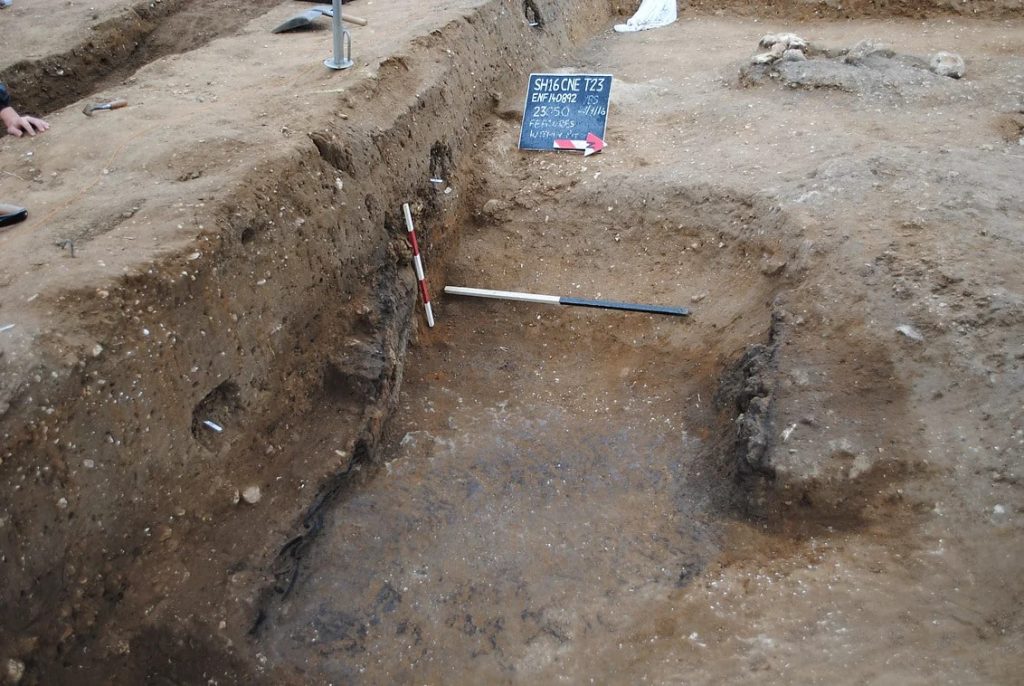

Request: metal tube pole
left=330, top=0, right=342, bottom=63
left=324, top=0, right=353, bottom=70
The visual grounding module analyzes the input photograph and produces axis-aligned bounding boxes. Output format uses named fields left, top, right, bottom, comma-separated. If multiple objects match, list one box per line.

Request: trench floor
left=266, top=305, right=713, bottom=682
left=261, top=168, right=781, bottom=680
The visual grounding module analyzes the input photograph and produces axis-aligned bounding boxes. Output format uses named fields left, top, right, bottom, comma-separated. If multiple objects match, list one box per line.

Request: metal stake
left=324, top=0, right=354, bottom=70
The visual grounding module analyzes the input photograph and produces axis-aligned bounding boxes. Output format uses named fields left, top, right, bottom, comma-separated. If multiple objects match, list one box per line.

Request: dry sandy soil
left=1, top=0, right=1022, bottom=684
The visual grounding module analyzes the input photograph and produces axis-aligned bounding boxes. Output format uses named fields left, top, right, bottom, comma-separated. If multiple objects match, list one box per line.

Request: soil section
left=0, top=1, right=620, bottom=682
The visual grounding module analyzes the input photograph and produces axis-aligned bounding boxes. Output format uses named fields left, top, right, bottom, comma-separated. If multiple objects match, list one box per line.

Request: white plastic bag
left=614, top=0, right=677, bottom=33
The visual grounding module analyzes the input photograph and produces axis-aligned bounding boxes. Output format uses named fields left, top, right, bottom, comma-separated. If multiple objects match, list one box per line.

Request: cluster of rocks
left=751, top=33, right=811, bottom=65
left=749, top=33, right=966, bottom=79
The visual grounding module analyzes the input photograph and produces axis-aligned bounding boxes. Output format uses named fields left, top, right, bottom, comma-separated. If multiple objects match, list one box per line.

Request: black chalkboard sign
left=518, top=73, right=613, bottom=153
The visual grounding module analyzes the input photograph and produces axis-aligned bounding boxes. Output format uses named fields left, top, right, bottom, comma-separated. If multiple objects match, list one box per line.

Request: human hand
left=0, top=107, right=49, bottom=137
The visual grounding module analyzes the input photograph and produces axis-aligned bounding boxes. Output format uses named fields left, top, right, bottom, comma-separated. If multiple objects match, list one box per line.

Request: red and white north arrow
left=553, top=132, right=606, bottom=157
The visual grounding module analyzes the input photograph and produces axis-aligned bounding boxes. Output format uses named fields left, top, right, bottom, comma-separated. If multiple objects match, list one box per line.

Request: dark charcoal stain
left=715, top=309, right=784, bottom=480
left=269, top=440, right=371, bottom=604
left=675, top=560, right=703, bottom=588
left=524, top=0, right=545, bottom=28
left=373, top=582, right=403, bottom=619
left=313, top=605, right=370, bottom=655
left=191, top=379, right=242, bottom=450
left=428, top=141, right=453, bottom=182
left=38, top=623, right=266, bottom=686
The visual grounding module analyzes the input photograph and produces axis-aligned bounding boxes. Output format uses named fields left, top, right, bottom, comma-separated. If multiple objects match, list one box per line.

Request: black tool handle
left=559, top=296, right=689, bottom=317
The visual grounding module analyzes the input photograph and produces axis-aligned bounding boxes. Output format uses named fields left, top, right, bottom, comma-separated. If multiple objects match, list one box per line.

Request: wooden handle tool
left=82, top=99, right=128, bottom=116
left=341, top=13, right=368, bottom=26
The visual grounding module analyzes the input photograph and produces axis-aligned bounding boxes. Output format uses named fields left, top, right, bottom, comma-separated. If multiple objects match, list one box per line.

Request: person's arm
left=0, top=84, right=49, bottom=138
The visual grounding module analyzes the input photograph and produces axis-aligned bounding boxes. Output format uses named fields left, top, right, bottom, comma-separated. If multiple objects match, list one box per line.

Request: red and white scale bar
left=402, top=203, right=435, bottom=328
left=553, top=139, right=589, bottom=152
left=553, top=132, right=606, bottom=157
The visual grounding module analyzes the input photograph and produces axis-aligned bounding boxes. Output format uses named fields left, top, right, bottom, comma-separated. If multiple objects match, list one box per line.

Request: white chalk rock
left=759, top=32, right=807, bottom=50
left=242, top=485, right=262, bottom=505
left=896, top=324, right=925, bottom=342
left=6, top=659, right=25, bottom=685
left=751, top=52, right=778, bottom=65
left=778, top=33, right=808, bottom=50
left=845, top=39, right=888, bottom=63
left=930, top=51, right=965, bottom=79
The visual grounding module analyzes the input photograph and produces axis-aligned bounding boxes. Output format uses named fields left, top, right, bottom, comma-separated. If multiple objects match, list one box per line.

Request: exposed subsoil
left=0, top=0, right=290, bottom=117
left=1, top=0, right=1023, bottom=684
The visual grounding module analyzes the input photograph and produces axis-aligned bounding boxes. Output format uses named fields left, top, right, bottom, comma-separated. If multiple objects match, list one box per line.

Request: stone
left=781, top=424, right=797, bottom=441
left=844, top=39, right=892, bottom=64
left=752, top=36, right=801, bottom=65
left=930, top=51, right=965, bottom=79
left=6, top=659, right=25, bottom=684
left=242, top=485, right=262, bottom=505
left=778, top=33, right=808, bottom=50
left=789, top=369, right=811, bottom=387
left=896, top=324, right=924, bottom=342
left=829, top=438, right=859, bottom=459
left=481, top=198, right=513, bottom=219
left=781, top=49, right=806, bottom=63
left=759, top=32, right=807, bottom=50
left=762, top=259, right=788, bottom=275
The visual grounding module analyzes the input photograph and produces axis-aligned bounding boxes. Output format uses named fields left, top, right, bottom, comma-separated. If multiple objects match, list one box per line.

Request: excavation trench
left=0, top=0, right=289, bottom=117
left=249, top=158, right=802, bottom=681
left=0, top=1, right=631, bottom=681
left=2, top=0, right=1021, bottom=681
left=0, top=1, right=935, bottom=682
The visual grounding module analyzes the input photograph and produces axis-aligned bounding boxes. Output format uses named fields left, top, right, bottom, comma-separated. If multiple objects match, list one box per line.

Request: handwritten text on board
left=518, top=73, right=613, bottom=151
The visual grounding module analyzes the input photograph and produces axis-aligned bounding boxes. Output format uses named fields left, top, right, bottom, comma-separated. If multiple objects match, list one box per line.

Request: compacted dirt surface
left=1, top=0, right=1023, bottom=684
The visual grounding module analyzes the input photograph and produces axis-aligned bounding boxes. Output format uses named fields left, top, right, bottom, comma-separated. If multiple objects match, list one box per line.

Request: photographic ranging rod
left=443, top=286, right=689, bottom=317
left=403, top=203, right=435, bottom=328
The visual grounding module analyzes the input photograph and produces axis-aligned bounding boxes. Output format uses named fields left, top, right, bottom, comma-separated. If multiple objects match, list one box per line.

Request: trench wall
left=0, top=0, right=619, bottom=677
